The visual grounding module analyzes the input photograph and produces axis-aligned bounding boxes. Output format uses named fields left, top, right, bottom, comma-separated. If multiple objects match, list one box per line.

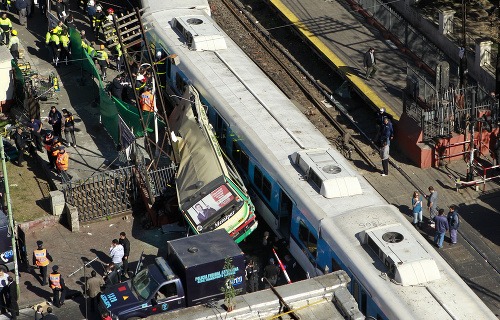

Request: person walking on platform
left=48, top=106, right=62, bottom=137
left=374, top=108, right=392, bottom=144
left=411, top=191, right=423, bottom=229
left=62, top=108, right=76, bottom=147
left=33, top=240, right=52, bottom=285
left=425, top=186, right=438, bottom=222
left=49, top=265, right=66, bottom=307
left=28, top=117, right=43, bottom=151
left=363, top=47, right=377, bottom=79
left=15, top=0, right=29, bottom=26
left=109, top=239, right=124, bottom=278
left=380, top=140, right=389, bottom=176
left=262, top=258, right=279, bottom=289
left=92, top=5, right=105, bottom=41
left=0, top=267, right=8, bottom=314
left=0, top=12, right=12, bottom=45
left=447, top=205, right=460, bottom=245
left=59, top=30, right=70, bottom=66
left=45, top=28, right=61, bottom=66
left=433, top=209, right=448, bottom=249
left=44, top=307, right=58, bottom=320
left=96, top=44, right=109, bottom=80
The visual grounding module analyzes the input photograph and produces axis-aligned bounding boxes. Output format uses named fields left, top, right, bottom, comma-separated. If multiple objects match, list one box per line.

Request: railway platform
left=263, top=0, right=499, bottom=315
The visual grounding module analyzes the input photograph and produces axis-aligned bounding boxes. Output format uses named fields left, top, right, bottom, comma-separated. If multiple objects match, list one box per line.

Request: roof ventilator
left=171, top=15, right=227, bottom=51
left=361, top=224, right=441, bottom=286
left=292, top=149, right=362, bottom=198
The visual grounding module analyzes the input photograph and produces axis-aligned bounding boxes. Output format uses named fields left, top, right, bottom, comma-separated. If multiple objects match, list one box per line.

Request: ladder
left=103, top=8, right=177, bottom=167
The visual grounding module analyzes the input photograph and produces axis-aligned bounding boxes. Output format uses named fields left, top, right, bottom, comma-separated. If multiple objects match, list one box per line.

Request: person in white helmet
left=87, top=0, right=97, bottom=21
left=92, top=5, right=106, bottom=41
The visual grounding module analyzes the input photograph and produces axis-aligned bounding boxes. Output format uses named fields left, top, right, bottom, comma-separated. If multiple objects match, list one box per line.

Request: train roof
left=322, top=205, right=495, bottom=319
left=141, top=2, right=495, bottom=319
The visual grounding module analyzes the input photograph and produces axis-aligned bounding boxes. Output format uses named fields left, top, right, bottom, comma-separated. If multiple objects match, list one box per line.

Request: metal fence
left=63, top=166, right=138, bottom=221
left=356, top=0, right=448, bottom=70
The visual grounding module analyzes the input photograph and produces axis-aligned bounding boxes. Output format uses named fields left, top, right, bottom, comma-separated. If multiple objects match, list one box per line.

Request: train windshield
left=185, top=184, right=236, bottom=225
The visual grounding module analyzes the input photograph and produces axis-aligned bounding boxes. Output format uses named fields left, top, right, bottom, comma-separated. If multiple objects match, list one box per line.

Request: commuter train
left=140, top=0, right=497, bottom=318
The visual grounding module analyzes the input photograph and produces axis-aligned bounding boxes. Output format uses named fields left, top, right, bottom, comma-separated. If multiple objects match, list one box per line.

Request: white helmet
left=96, top=5, right=102, bottom=11
left=379, top=108, right=385, bottom=113
left=88, top=0, right=95, bottom=6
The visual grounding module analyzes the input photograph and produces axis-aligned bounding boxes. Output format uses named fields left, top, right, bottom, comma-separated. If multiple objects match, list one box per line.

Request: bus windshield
left=186, top=184, right=235, bottom=225
left=132, top=268, right=160, bottom=300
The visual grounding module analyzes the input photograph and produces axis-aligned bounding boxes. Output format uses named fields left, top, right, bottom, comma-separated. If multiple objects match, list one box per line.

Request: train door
left=278, top=189, right=292, bottom=239
left=352, top=278, right=367, bottom=315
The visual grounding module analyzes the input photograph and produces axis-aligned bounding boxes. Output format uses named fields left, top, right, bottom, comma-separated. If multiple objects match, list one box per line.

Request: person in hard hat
left=92, top=5, right=106, bottom=41
left=115, top=43, right=123, bottom=72
left=87, top=0, right=96, bottom=20
left=45, top=27, right=61, bottom=65
left=8, top=29, right=19, bottom=60
left=106, top=7, right=114, bottom=22
left=0, top=12, right=12, bottom=45
left=95, top=44, right=109, bottom=80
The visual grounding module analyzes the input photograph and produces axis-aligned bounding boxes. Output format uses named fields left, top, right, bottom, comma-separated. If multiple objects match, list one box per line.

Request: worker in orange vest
left=139, top=86, right=154, bottom=112
left=49, top=136, right=62, bottom=170
left=49, top=265, right=66, bottom=307
left=33, top=240, right=52, bottom=286
left=56, top=146, right=70, bottom=181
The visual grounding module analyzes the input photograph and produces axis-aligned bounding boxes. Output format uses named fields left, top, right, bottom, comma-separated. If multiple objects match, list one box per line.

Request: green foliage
left=220, top=256, right=237, bottom=307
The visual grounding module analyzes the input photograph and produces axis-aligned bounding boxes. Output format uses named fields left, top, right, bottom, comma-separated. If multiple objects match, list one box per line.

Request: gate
left=63, top=166, right=137, bottom=221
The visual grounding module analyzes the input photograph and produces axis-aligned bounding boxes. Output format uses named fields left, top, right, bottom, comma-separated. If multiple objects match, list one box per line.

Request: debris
left=87, top=232, right=92, bottom=236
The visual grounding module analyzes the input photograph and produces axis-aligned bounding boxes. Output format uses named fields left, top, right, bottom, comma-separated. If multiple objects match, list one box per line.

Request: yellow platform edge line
left=269, top=0, right=399, bottom=121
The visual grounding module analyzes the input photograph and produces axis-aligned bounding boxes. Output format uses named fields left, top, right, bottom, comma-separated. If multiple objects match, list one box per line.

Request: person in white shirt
left=109, top=239, right=124, bottom=272
left=0, top=268, right=9, bottom=314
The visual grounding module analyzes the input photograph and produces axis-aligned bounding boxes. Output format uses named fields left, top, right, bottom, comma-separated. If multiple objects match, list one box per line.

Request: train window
left=361, top=291, right=367, bottom=314
left=298, top=221, right=317, bottom=258
left=352, top=280, right=359, bottom=303
left=254, top=167, right=271, bottom=201
left=232, top=141, right=249, bottom=172
left=279, top=190, right=293, bottom=216
left=214, top=114, right=227, bottom=147
left=175, top=73, right=186, bottom=93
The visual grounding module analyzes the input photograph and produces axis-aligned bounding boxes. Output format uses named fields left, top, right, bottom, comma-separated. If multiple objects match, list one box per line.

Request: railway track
left=210, top=0, right=500, bottom=292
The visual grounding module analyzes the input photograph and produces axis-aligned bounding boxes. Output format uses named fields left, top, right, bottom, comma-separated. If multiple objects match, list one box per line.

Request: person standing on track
left=380, top=140, right=389, bottom=176
left=425, top=186, right=438, bottom=222
left=447, top=205, right=460, bottom=245
left=432, top=209, right=448, bottom=249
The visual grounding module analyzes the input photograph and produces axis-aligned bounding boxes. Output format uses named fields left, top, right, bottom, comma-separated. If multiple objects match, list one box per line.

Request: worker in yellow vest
left=0, top=12, right=12, bottom=45
left=49, top=265, right=66, bottom=307
left=59, top=29, right=71, bottom=65
left=96, top=44, right=109, bottom=80
left=45, top=28, right=61, bottom=65
left=33, top=240, right=52, bottom=286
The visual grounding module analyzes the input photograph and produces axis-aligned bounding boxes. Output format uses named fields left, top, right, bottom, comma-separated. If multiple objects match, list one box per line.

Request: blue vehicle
left=99, top=230, right=246, bottom=320
left=0, top=211, right=15, bottom=271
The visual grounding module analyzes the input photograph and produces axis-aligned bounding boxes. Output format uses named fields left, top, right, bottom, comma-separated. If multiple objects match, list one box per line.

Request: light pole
left=460, top=0, right=468, bottom=89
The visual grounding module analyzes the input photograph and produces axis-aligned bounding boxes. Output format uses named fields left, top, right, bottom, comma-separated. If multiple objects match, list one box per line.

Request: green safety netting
left=11, top=60, right=25, bottom=106
left=69, top=27, right=158, bottom=142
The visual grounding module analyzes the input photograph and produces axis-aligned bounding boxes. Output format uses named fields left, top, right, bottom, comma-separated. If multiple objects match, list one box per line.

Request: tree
left=220, top=256, right=237, bottom=312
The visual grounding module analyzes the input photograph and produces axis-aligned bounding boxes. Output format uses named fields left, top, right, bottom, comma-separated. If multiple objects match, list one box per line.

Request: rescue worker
left=92, top=5, right=105, bottom=41
left=45, top=28, right=61, bottom=66
left=86, top=41, right=97, bottom=60
left=86, top=0, right=96, bottom=22
left=43, top=132, right=56, bottom=169
left=7, top=29, right=19, bottom=61
left=33, top=240, right=52, bottom=286
left=139, top=86, right=154, bottom=112
left=50, top=136, right=63, bottom=170
left=0, top=12, right=12, bottom=45
left=49, top=265, right=66, bottom=307
left=62, top=108, right=76, bottom=147
left=59, top=29, right=70, bottom=65
left=96, top=44, right=109, bottom=80
left=80, top=30, right=90, bottom=50
left=245, top=259, right=259, bottom=292
left=115, top=43, right=123, bottom=72
left=1, top=0, right=12, bottom=12
left=56, top=146, right=69, bottom=181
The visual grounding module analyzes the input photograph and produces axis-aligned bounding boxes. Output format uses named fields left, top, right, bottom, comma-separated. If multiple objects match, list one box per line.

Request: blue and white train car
left=141, top=0, right=497, bottom=318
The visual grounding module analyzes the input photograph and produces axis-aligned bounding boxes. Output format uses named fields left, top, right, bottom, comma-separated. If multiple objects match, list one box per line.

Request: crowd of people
left=28, top=232, right=131, bottom=319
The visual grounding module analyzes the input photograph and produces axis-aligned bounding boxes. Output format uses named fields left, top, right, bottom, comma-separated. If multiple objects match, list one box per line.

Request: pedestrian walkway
left=267, top=0, right=500, bottom=315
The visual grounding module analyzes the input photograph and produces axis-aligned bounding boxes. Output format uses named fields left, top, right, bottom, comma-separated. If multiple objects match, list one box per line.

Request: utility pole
left=460, top=0, right=467, bottom=89
left=0, top=138, right=20, bottom=296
